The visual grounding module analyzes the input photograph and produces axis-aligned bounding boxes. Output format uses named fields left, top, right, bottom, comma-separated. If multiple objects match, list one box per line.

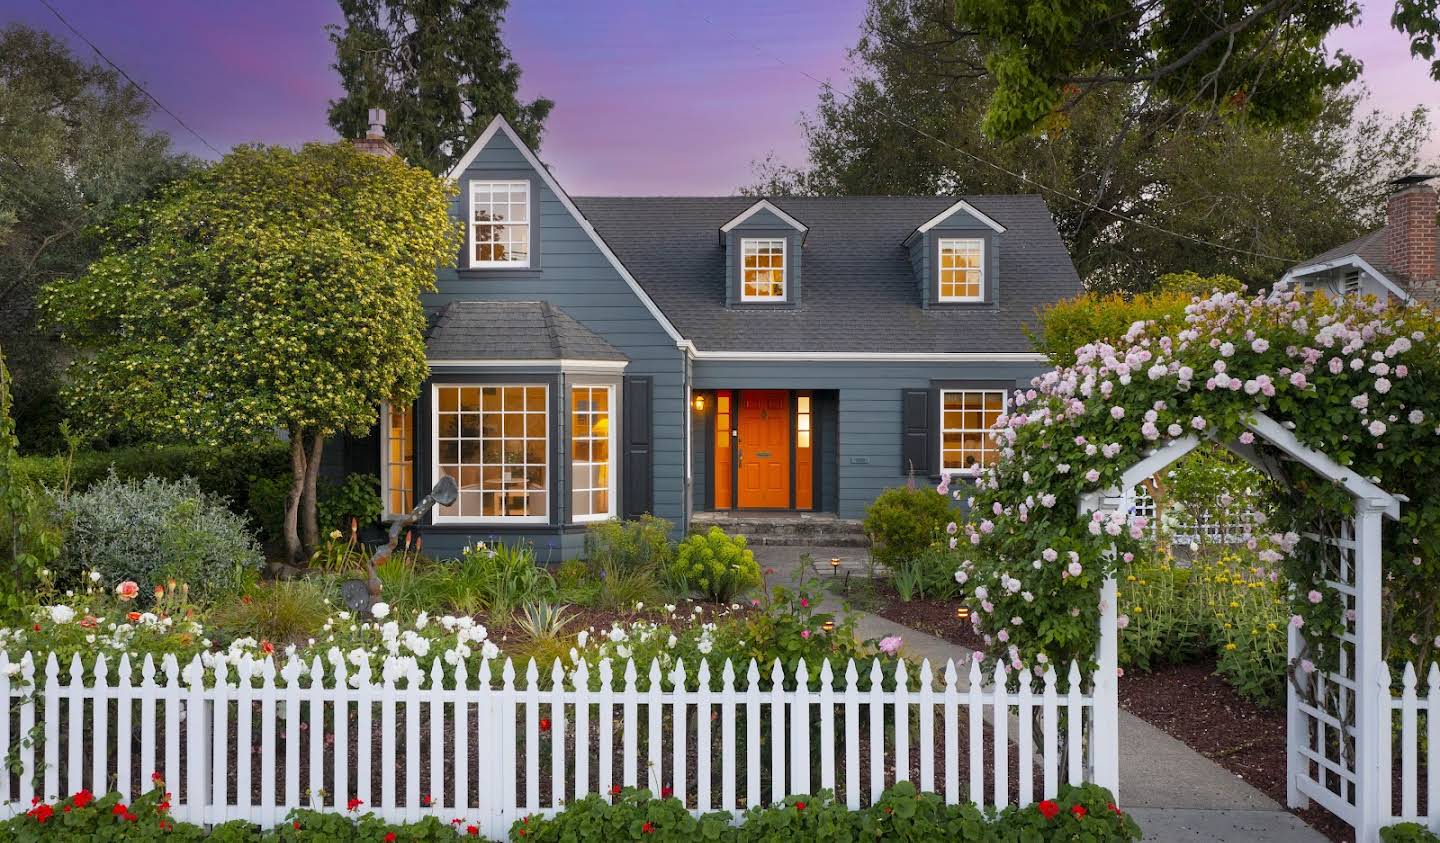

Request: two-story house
left=344, top=115, right=1082, bottom=559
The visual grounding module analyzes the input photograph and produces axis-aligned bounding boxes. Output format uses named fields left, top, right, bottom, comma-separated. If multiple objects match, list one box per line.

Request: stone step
left=689, top=512, right=871, bottom=547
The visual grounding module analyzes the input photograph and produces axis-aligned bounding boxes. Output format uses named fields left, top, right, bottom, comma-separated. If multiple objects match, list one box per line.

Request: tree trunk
left=300, top=432, right=325, bottom=559
left=283, top=429, right=307, bottom=566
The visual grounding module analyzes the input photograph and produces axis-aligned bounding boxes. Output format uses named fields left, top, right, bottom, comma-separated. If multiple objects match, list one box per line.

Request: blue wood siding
left=412, top=129, right=686, bottom=558
left=724, top=207, right=804, bottom=308
left=691, top=360, right=1044, bottom=518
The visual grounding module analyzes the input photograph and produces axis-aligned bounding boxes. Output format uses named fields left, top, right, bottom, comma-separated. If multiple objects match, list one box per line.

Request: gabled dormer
left=720, top=199, right=807, bottom=307
left=902, top=200, right=1006, bottom=308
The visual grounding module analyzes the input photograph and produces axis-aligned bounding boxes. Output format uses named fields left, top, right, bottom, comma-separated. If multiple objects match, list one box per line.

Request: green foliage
left=584, top=516, right=675, bottom=572
left=317, top=473, right=383, bottom=534
left=1115, top=562, right=1207, bottom=672
left=420, top=542, right=555, bottom=618
left=585, top=560, right=667, bottom=613
left=669, top=527, right=762, bottom=603
left=554, top=558, right=590, bottom=591
left=0, top=346, right=61, bottom=621
left=890, top=545, right=963, bottom=603
left=734, top=792, right=858, bottom=841
left=730, top=577, right=868, bottom=685
left=1029, top=287, right=1205, bottom=367
left=512, top=788, right=733, bottom=842
left=992, top=783, right=1141, bottom=842
left=864, top=486, right=954, bottom=570
left=1382, top=822, right=1440, bottom=843
left=327, top=0, right=554, bottom=175
left=516, top=599, right=574, bottom=642
left=749, top=2, right=1430, bottom=292
left=857, top=781, right=992, bottom=841
left=208, top=579, right=337, bottom=646
left=55, top=473, right=261, bottom=606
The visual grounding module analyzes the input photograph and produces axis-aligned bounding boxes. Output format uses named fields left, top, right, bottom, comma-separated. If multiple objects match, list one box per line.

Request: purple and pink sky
left=5, top=0, right=1437, bottom=195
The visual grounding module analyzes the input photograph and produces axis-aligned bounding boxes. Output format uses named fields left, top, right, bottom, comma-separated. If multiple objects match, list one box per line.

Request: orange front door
left=736, top=390, right=790, bottom=509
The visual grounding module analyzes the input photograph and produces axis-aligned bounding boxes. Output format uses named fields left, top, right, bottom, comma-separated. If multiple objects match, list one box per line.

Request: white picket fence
left=0, top=650, right=1114, bottom=838
left=1381, top=662, right=1440, bottom=830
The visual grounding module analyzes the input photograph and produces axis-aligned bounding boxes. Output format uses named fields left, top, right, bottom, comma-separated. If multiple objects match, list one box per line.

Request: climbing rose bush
left=949, top=288, right=1440, bottom=676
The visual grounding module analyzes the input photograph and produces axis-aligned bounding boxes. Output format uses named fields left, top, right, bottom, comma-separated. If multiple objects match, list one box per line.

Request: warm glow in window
left=741, top=238, right=786, bottom=300
left=938, top=239, right=984, bottom=301
left=940, top=389, right=1006, bottom=474
left=434, top=385, right=548, bottom=521
left=571, top=386, right=614, bottom=521
left=470, top=181, right=530, bottom=266
left=796, top=395, right=812, bottom=449
left=382, top=402, right=414, bottom=517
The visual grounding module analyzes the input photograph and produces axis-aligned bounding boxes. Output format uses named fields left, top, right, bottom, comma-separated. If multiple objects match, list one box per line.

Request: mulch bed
left=1118, top=659, right=1353, bottom=843
left=866, top=596, right=989, bottom=652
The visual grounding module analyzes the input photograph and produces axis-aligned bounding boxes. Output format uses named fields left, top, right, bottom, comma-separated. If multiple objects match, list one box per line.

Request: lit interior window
left=435, top=385, right=548, bottom=520
left=938, top=239, right=984, bottom=301
left=741, top=238, right=786, bottom=300
left=470, top=181, right=530, bottom=266
left=940, top=389, right=1006, bottom=474
left=571, top=385, right=614, bottom=521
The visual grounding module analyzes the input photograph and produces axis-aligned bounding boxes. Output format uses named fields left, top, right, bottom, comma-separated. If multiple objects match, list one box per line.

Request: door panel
left=737, top=390, right=790, bottom=508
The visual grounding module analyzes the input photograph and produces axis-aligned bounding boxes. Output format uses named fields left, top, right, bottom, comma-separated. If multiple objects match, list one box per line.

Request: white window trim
left=570, top=384, right=617, bottom=524
left=430, top=383, right=550, bottom=525
left=468, top=180, right=531, bottom=269
left=936, top=238, right=985, bottom=303
left=379, top=400, right=413, bottom=521
left=739, top=237, right=787, bottom=302
left=939, top=388, right=1008, bottom=476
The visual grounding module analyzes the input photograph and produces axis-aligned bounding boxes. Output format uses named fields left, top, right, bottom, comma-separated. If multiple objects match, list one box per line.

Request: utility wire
left=36, top=0, right=224, bottom=157
left=700, top=15, right=1299, bottom=265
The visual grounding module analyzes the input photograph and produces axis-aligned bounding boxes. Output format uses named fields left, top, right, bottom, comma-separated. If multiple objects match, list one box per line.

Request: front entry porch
left=691, top=388, right=836, bottom=515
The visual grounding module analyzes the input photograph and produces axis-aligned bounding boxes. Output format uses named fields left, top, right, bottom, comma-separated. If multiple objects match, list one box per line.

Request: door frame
left=707, top=389, right=820, bottom=512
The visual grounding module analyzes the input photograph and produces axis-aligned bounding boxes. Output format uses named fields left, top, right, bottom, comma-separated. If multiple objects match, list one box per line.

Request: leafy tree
left=0, top=344, right=61, bottom=620
left=327, top=0, right=554, bottom=175
left=40, top=143, right=462, bottom=565
left=750, top=0, right=1431, bottom=292
left=0, top=24, right=195, bottom=452
left=953, top=0, right=1440, bottom=141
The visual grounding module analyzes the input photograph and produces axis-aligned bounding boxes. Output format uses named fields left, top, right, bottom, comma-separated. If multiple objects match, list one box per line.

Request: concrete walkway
left=754, top=545, right=1327, bottom=843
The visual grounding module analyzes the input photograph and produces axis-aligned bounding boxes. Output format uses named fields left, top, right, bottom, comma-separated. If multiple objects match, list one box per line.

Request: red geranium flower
left=795, top=801, right=807, bottom=811
left=641, top=821, right=655, bottom=834
left=610, top=784, right=622, bottom=797
left=151, top=772, right=164, bottom=784
left=72, top=789, right=93, bottom=808
left=384, top=833, right=397, bottom=842
left=30, top=804, right=54, bottom=823
left=1108, top=802, right=1123, bottom=816
left=467, top=825, right=479, bottom=836
left=660, top=786, right=673, bottom=798
left=1071, top=804, right=1087, bottom=819
left=293, top=821, right=301, bottom=830
left=1037, top=800, right=1059, bottom=820
left=126, top=611, right=141, bottom=623
left=421, top=794, right=432, bottom=807
left=112, top=803, right=129, bottom=816
left=539, top=718, right=551, bottom=733
left=261, top=640, right=275, bottom=655
left=348, top=797, right=364, bottom=812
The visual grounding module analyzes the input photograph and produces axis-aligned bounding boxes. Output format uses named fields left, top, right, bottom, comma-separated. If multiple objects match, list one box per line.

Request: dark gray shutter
left=622, top=376, right=654, bottom=518
left=901, top=389, right=933, bottom=477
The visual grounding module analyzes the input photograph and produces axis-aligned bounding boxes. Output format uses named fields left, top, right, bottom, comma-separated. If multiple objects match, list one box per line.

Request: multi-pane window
left=940, top=389, right=1006, bottom=474
left=470, top=180, right=530, bottom=267
left=434, top=385, right=548, bottom=522
left=740, top=238, right=786, bottom=300
left=570, top=386, right=614, bottom=522
left=381, top=402, right=414, bottom=518
left=938, top=238, right=984, bottom=301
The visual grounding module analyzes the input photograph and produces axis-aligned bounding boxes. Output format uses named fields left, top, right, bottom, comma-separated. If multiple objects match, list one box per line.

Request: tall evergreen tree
left=327, top=0, right=554, bottom=175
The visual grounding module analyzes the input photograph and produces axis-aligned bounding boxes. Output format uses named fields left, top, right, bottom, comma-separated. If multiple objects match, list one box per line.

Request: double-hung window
left=469, top=180, right=530, bottom=267
left=570, top=385, right=615, bottom=521
left=433, top=385, right=548, bottom=522
left=380, top=401, right=414, bottom=519
left=940, top=389, right=1006, bottom=475
left=937, top=238, right=984, bottom=301
left=740, top=238, right=786, bottom=301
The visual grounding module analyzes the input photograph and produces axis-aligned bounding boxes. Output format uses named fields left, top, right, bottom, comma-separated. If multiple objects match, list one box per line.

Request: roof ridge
left=538, top=301, right=562, bottom=357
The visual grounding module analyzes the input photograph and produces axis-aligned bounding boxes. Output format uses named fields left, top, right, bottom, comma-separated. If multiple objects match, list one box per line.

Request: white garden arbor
left=1080, top=412, right=1401, bottom=842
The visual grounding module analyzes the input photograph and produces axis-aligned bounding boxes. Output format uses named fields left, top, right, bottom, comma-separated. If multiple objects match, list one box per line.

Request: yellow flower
left=1225, top=643, right=1237, bottom=651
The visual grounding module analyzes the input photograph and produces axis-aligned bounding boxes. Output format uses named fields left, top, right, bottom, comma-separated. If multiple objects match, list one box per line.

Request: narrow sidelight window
left=434, top=384, right=548, bottom=522
left=469, top=180, right=530, bottom=267
left=381, top=401, right=414, bottom=518
left=571, top=385, right=615, bottom=522
left=937, top=238, right=984, bottom=301
left=740, top=238, right=786, bottom=301
left=940, top=389, right=1006, bottom=475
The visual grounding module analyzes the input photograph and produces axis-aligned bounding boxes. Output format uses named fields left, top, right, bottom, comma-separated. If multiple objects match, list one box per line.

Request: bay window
left=570, top=385, right=615, bottom=521
left=433, top=384, right=548, bottom=523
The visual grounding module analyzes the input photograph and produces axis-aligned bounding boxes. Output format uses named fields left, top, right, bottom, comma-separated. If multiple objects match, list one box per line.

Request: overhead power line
left=36, top=0, right=224, bottom=157
left=700, top=15, right=1299, bottom=265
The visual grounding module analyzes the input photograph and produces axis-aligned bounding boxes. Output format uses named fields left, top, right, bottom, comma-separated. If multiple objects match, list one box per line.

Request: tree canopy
left=749, top=0, right=1432, bottom=293
left=327, top=0, right=554, bottom=174
left=0, top=24, right=195, bottom=452
left=40, top=142, right=462, bottom=563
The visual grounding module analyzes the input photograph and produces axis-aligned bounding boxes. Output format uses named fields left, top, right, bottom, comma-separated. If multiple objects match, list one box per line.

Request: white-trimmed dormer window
left=469, top=180, right=530, bottom=267
left=740, top=238, right=786, bottom=301
left=938, top=238, right=984, bottom=301
left=940, top=388, right=1006, bottom=474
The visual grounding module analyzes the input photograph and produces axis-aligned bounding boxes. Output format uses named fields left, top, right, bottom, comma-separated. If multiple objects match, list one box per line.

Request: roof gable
left=720, top=199, right=808, bottom=240
left=902, top=199, right=1006, bottom=245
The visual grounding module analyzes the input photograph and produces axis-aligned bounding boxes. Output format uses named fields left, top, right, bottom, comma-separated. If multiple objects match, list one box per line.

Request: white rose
left=48, top=605, right=76, bottom=625
left=370, top=602, right=390, bottom=619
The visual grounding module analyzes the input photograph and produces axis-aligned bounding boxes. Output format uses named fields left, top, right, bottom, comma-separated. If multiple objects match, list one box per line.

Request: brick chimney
left=352, top=107, right=397, bottom=158
left=1386, top=174, right=1438, bottom=301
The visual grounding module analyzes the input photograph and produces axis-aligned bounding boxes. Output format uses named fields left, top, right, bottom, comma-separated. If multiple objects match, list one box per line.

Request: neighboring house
left=341, top=115, right=1081, bottom=559
left=1281, top=174, right=1439, bottom=304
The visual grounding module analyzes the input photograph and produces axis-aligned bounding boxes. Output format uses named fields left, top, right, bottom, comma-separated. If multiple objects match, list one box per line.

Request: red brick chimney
left=352, top=107, right=397, bottom=158
left=1386, top=174, right=1438, bottom=302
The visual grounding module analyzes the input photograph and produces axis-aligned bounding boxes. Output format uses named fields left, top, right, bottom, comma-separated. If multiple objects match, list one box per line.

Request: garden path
left=754, top=544, right=1328, bottom=843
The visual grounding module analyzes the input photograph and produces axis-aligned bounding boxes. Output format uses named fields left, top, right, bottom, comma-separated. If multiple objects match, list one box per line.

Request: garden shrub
left=1382, top=823, right=1440, bottom=842
left=863, top=486, right=953, bottom=570
left=991, top=783, right=1141, bottom=842
left=55, top=473, right=262, bottom=605
left=668, top=527, right=762, bottom=603
left=208, top=578, right=337, bottom=646
left=890, top=545, right=963, bottom=602
left=513, top=788, right=734, bottom=842
left=16, top=441, right=288, bottom=515
left=248, top=472, right=383, bottom=545
left=1115, top=561, right=1208, bottom=671
left=430, top=542, right=555, bottom=618
left=584, top=515, right=674, bottom=572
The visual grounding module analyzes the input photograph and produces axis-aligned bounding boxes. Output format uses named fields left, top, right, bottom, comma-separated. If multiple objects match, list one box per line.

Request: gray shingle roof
left=1294, top=227, right=1395, bottom=277
left=427, top=301, right=627, bottom=361
left=572, top=195, right=1081, bottom=353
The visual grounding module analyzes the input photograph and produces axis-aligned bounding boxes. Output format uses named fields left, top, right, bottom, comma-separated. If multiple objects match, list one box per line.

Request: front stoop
left=691, top=511, right=871, bottom=547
